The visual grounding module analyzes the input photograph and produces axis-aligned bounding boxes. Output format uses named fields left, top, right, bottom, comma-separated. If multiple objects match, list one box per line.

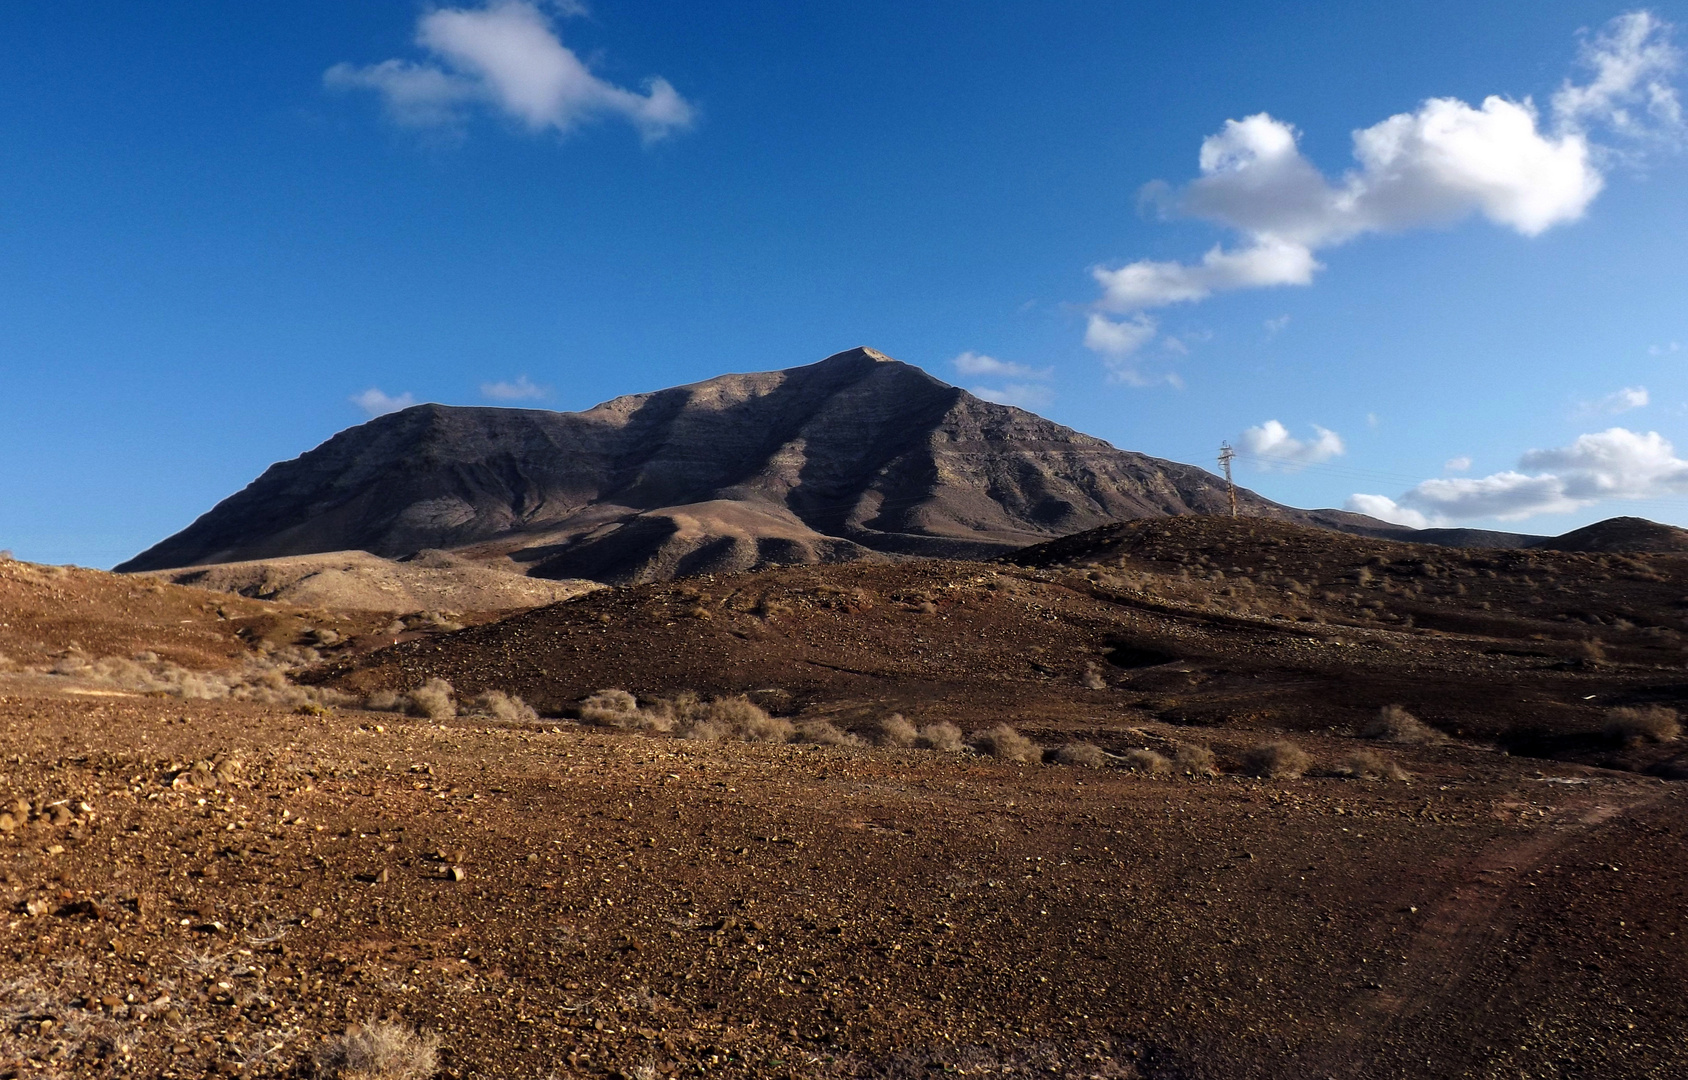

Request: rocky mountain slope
left=118, top=347, right=1379, bottom=583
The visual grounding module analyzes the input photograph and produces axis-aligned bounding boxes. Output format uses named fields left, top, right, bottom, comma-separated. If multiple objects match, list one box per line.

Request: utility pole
left=1218, top=442, right=1238, bottom=518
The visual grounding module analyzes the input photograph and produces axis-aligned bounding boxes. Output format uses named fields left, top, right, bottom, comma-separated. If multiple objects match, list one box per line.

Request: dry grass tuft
left=464, top=690, right=538, bottom=724
left=1605, top=705, right=1682, bottom=744
left=873, top=713, right=919, bottom=747
left=1053, top=742, right=1106, bottom=768
left=405, top=678, right=456, bottom=722
left=579, top=689, right=643, bottom=727
left=1243, top=740, right=1309, bottom=779
left=1170, top=741, right=1218, bottom=776
left=972, top=723, right=1040, bottom=763
left=704, top=696, right=794, bottom=743
left=914, top=721, right=966, bottom=753
left=1362, top=704, right=1442, bottom=744
left=795, top=720, right=861, bottom=747
left=1340, top=749, right=1409, bottom=781
left=314, top=1020, right=440, bottom=1080
left=1122, top=748, right=1171, bottom=775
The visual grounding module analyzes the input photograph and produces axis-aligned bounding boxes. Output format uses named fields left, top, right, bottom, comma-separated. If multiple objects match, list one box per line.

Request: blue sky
left=2, top=1, right=1686, bottom=566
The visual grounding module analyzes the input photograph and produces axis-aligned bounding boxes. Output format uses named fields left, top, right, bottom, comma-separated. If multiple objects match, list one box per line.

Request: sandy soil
left=2, top=518, right=1687, bottom=1079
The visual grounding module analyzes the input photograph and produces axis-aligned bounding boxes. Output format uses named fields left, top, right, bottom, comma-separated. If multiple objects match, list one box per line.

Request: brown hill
left=1532, top=515, right=1688, bottom=553
left=116, top=347, right=1381, bottom=583
left=141, top=549, right=602, bottom=612
left=314, top=515, right=1688, bottom=777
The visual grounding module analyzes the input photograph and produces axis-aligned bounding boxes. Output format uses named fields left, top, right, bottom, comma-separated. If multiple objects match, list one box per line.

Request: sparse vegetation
left=463, top=690, right=539, bottom=724
left=914, top=721, right=966, bottom=752
left=1122, top=748, right=1171, bottom=775
left=795, top=720, right=860, bottom=747
left=1053, top=742, right=1106, bottom=767
left=1605, top=705, right=1681, bottom=744
left=1170, top=741, right=1217, bottom=776
left=1363, top=705, right=1442, bottom=744
left=314, top=1020, right=440, bottom=1080
left=1340, top=749, right=1409, bottom=781
left=972, top=723, right=1040, bottom=763
left=873, top=713, right=918, bottom=747
left=405, top=678, right=456, bottom=721
left=1243, top=740, right=1309, bottom=779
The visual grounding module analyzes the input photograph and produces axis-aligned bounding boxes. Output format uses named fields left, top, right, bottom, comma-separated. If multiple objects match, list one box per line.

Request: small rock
left=309, top=908, right=325, bottom=920
left=450, top=866, right=467, bottom=882
left=376, top=869, right=389, bottom=884
left=0, top=813, right=15, bottom=833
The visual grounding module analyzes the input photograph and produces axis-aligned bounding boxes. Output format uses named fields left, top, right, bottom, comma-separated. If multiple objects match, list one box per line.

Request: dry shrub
left=678, top=720, right=725, bottom=742
left=1243, top=740, right=1309, bottom=779
left=914, top=721, right=965, bottom=753
left=1122, top=748, right=1170, bottom=775
left=314, top=1020, right=439, bottom=1080
left=46, top=651, right=356, bottom=709
left=692, top=696, right=793, bottom=744
left=1605, top=705, right=1682, bottom=744
left=365, top=690, right=404, bottom=713
left=1170, top=741, right=1217, bottom=776
left=1363, top=705, right=1442, bottom=744
left=1341, top=749, right=1408, bottom=781
left=464, top=690, right=538, bottom=724
left=972, top=723, right=1040, bottom=764
left=873, top=713, right=918, bottom=747
left=405, top=678, right=456, bottom=722
left=1053, top=742, right=1106, bottom=768
left=795, top=720, right=860, bottom=747
left=1081, top=663, right=1108, bottom=691
left=579, top=689, right=641, bottom=726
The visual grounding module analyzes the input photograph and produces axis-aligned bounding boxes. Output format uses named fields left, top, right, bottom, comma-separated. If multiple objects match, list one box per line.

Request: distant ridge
left=118, top=347, right=1385, bottom=583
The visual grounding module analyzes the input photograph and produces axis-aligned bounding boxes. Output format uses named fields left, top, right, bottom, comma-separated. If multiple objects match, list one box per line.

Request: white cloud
left=1352, top=426, right=1688, bottom=522
left=1264, top=314, right=1291, bottom=336
left=1651, top=341, right=1682, bottom=356
left=481, top=375, right=549, bottom=401
left=326, top=1, right=693, bottom=143
left=1581, top=385, right=1649, bottom=414
left=351, top=388, right=417, bottom=417
left=1084, top=13, right=1680, bottom=349
left=1366, top=412, right=1380, bottom=428
left=1553, top=11, right=1683, bottom=145
left=969, top=383, right=1055, bottom=411
left=1345, top=493, right=1432, bottom=530
left=1236, top=420, right=1345, bottom=470
left=952, top=352, right=1051, bottom=379
left=1444, top=455, right=1472, bottom=472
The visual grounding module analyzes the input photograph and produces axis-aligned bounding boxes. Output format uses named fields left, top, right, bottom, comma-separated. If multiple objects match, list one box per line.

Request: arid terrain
left=4, top=517, right=1688, bottom=1078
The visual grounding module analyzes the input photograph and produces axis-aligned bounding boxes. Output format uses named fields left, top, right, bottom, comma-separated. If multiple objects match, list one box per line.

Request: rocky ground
left=2, top=519, right=1687, bottom=1078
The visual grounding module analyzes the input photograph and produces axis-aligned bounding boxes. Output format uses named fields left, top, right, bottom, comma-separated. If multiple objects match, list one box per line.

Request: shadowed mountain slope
left=118, top=348, right=1382, bottom=582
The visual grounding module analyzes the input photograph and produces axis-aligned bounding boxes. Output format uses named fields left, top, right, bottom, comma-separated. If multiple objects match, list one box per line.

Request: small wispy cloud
left=970, top=383, right=1056, bottom=411
left=1579, top=385, right=1649, bottom=415
left=954, top=352, right=1055, bottom=411
left=326, top=0, right=694, bottom=143
left=1236, top=420, right=1344, bottom=470
left=481, top=375, right=550, bottom=401
left=352, top=388, right=417, bottom=417
left=1651, top=341, right=1682, bottom=356
left=953, top=352, right=1052, bottom=379
left=1264, top=314, right=1291, bottom=336
left=1444, top=455, right=1473, bottom=473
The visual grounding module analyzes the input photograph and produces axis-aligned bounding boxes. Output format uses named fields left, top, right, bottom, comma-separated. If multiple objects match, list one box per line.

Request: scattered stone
left=450, top=865, right=467, bottom=882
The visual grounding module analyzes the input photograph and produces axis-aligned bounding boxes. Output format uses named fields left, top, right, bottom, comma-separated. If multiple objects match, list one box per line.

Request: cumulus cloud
left=1581, top=385, right=1649, bottom=414
left=952, top=352, right=1051, bottom=379
left=1345, top=494, right=1432, bottom=530
left=1084, top=13, right=1680, bottom=360
left=351, top=388, right=417, bottom=417
left=326, top=1, right=693, bottom=142
left=1350, top=426, right=1688, bottom=523
left=481, top=375, right=550, bottom=401
left=1236, top=420, right=1345, bottom=470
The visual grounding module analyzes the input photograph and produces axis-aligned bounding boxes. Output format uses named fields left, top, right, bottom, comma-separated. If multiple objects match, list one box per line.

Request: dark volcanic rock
left=119, top=347, right=1374, bottom=582
left=1530, top=516, right=1688, bottom=553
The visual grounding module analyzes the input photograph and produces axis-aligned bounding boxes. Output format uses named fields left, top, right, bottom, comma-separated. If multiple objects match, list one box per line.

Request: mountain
left=117, top=347, right=1383, bottom=582
left=1531, top=516, right=1688, bottom=553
